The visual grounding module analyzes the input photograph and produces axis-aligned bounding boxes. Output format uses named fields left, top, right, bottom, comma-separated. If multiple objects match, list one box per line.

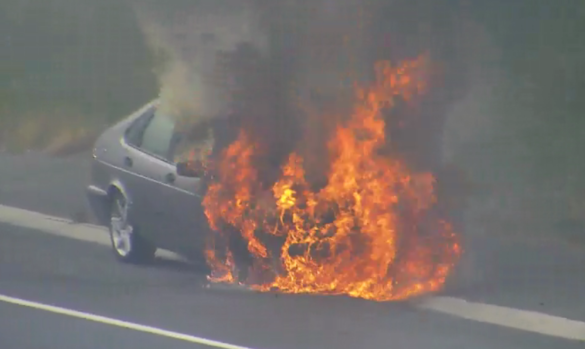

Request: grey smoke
left=133, top=1, right=268, bottom=122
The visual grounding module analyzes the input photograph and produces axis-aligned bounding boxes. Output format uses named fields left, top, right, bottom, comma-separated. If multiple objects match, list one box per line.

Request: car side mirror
left=176, top=160, right=205, bottom=178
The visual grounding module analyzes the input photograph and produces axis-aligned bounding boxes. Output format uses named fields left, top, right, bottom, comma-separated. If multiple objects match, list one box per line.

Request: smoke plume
left=133, top=1, right=268, bottom=122
left=133, top=0, right=493, bottom=213
left=132, top=0, right=509, bottom=292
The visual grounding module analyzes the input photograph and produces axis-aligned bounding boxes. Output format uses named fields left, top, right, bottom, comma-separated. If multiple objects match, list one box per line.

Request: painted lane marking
left=1, top=204, right=585, bottom=341
left=0, top=294, right=259, bottom=349
left=416, top=296, right=585, bottom=341
left=0, top=204, right=180, bottom=260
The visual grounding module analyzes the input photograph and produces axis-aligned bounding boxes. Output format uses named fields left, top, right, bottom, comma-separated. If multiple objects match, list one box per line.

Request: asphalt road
left=0, top=152, right=584, bottom=348
left=0, top=152, right=90, bottom=220
left=0, top=301, right=219, bottom=349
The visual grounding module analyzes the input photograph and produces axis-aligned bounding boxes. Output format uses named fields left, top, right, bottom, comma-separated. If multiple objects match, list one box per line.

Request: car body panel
left=85, top=184, right=109, bottom=225
left=86, top=99, right=210, bottom=259
left=159, top=174, right=207, bottom=257
left=88, top=101, right=157, bottom=225
left=85, top=104, right=152, bottom=226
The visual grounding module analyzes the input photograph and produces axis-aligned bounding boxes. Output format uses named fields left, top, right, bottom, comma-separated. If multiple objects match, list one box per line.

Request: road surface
left=0, top=152, right=584, bottom=348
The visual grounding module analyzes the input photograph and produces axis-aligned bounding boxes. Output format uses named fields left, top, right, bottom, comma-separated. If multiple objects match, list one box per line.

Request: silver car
left=86, top=100, right=215, bottom=265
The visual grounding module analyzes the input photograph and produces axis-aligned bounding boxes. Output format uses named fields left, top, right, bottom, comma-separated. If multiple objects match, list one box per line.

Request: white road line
left=0, top=204, right=109, bottom=244
left=1, top=204, right=585, bottom=341
left=0, top=294, right=258, bottom=349
left=416, top=297, right=585, bottom=341
left=0, top=204, right=180, bottom=260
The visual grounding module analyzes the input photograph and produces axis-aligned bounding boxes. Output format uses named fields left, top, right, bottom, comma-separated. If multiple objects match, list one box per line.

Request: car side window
left=125, top=108, right=154, bottom=147
left=140, top=113, right=176, bottom=160
left=170, top=121, right=215, bottom=164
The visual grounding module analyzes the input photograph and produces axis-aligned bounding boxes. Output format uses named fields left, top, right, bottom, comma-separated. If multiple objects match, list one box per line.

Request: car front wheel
left=109, top=192, right=156, bottom=264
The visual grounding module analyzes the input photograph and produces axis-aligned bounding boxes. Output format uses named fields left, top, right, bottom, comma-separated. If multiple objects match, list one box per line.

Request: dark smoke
left=136, top=0, right=484, bottom=232
left=134, top=0, right=471, bottom=172
left=134, top=0, right=493, bottom=287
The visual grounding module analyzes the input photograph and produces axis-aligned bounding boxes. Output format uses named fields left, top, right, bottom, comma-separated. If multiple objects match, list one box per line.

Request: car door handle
left=164, top=172, right=176, bottom=184
left=123, top=156, right=133, bottom=167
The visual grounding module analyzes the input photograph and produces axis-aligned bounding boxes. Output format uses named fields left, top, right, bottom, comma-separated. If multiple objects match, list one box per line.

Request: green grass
left=0, top=0, right=157, bottom=152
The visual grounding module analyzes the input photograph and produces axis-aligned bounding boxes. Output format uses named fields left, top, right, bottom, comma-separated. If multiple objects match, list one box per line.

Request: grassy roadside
left=0, top=106, right=101, bottom=156
left=0, top=0, right=157, bottom=155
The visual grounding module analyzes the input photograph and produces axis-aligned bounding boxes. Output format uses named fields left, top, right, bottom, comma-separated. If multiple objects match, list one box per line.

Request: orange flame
left=202, top=55, right=461, bottom=301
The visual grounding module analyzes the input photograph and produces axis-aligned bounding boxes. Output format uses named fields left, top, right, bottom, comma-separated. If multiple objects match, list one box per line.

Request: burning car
left=86, top=56, right=461, bottom=301
left=86, top=99, right=219, bottom=264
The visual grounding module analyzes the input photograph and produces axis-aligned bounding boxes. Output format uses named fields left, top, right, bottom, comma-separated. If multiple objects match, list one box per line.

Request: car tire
left=109, top=191, right=156, bottom=264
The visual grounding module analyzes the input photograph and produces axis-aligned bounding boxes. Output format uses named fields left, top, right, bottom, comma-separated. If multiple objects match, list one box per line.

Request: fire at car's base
left=200, top=56, right=461, bottom=302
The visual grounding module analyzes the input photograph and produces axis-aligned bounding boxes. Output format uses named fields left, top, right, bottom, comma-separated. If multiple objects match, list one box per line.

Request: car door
left=121, top=111, right=178, bottom=249
left=156, top=122, right=213, bottom=259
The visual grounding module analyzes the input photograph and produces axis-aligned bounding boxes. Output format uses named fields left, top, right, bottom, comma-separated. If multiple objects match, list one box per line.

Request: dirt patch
left=0, top=107, right=106, bottom=157
left=42, top=131, right=99, bottom=157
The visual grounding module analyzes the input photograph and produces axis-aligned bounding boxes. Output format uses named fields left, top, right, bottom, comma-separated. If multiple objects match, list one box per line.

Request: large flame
left=202, top=55, right=461, bottom=301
